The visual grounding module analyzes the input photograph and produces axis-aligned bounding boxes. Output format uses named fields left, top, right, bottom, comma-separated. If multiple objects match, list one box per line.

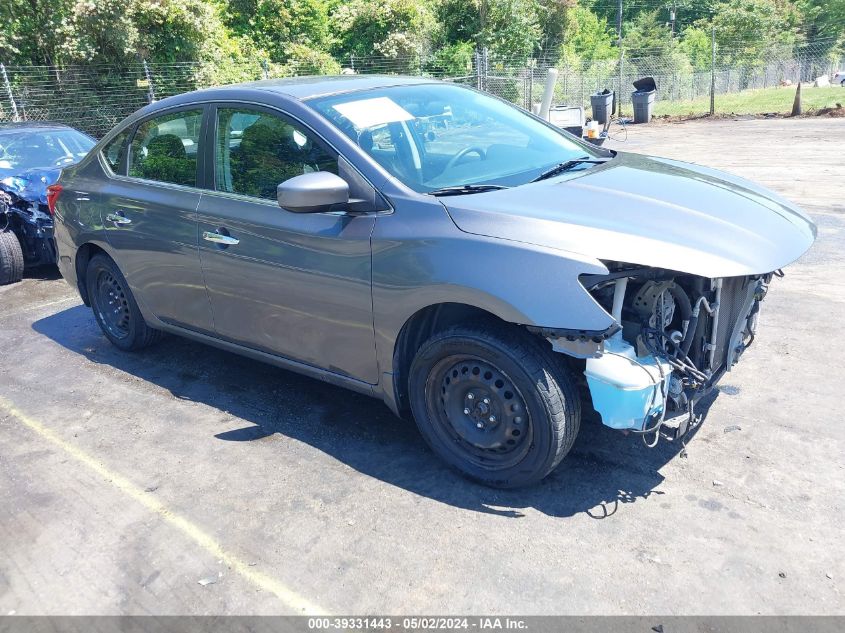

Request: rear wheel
left=409, top=323, right=580, bottom=488
left=0, top=230, right=24, bottom=285
left=86, top=254, right=162, bottom=351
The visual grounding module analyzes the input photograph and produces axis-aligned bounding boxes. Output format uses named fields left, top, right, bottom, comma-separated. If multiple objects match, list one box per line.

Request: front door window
left=215, top=108, right=338, bottom=200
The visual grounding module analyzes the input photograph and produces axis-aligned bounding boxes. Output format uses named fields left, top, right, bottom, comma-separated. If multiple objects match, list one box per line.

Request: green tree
left=436, top=0, right=482, bottom=46
left=133, top=0, right=256, bottom=83
left=330, top=0, right=435, bottom=61
left=798, top=0, right=845, bottom=38
left=560, top=5, right=616, bottom=63
left=226, top=0, right=332, bottom=63
left=624, top=9, right=692, bottom=75
left=280, top=43, right=342, bottom=74
left=426, top=41, right=475, bottom=75
left=480, top=0, right=543, bottom=60
left=69, top=0, right=140, bottom=66
left=699, top=0, right=800, bottom=66
left=0, top=0, right=76, bottom=66
left=797, top=0, right=845, bottom=60
left=536, top=0, right=577, bottom=52
left=679, top=25, right=712, bottom=70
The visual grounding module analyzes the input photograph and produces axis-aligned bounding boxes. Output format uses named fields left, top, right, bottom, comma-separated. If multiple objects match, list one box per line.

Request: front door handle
left=105, top=211, right=132, bottom=225
left=203, top=230, right=240, bottom=246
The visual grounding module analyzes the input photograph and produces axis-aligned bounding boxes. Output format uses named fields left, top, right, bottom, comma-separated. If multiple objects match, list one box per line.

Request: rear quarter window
left=102, top=131, right=129, bottom=175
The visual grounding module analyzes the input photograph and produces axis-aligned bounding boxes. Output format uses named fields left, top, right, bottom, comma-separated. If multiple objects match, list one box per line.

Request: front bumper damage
left=540, top=268, right=772, bottom=445
left=0, top=181, right=57, bottom=267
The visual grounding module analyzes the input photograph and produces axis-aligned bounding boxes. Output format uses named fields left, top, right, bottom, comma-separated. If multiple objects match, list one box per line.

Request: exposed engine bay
left=547, top=262, right=775, bottom=446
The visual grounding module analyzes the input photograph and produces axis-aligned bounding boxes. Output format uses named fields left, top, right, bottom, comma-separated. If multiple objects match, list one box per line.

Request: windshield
left=0, top=129, right=95, bottom=175
left=309, top=83, right=599, bottom=193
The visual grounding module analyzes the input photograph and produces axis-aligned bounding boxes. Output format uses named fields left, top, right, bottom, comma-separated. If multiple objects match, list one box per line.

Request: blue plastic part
left=584, top=333, right=672, bottom=431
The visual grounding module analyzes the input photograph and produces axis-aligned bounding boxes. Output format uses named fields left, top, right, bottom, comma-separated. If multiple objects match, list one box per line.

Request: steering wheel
left=445, top=146, right=487, bottom=171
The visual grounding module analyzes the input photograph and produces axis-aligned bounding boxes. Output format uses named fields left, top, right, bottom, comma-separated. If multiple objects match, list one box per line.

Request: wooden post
left=710, top=23, right=716, bottom=115
left=791, top=82, right=802, bottom=117
left=617, top=0, right=624, bottom=117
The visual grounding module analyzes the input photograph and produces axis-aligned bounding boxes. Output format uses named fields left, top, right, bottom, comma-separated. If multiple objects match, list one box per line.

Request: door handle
left=203, top=230, right=239, bottom=246
left=106, top=211, right=132, bottom=225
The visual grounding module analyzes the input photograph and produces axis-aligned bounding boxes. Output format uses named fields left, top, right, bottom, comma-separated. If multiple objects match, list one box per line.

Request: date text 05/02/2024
left=307, top=618, right=529, bottom=630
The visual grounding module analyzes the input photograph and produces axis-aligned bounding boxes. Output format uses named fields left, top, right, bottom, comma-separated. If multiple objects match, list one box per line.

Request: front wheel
left=86, top=254, right=162, bottom=351
left=0, top=230, right=24, bottom=285
left=408, top=323, right=581, bottom=488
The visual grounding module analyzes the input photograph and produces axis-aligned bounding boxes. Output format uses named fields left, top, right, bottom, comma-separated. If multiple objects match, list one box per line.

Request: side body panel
left=195, top=99, right=382, bottom=384
left=53, top=160, right=110, bottom=290
left=196, top=193, right=378, bottom=383
left=99, top=177, right=211, bottom=332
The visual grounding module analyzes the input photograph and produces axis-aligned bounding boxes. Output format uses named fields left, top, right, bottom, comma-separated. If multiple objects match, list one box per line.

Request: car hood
left=0, top=167, right=62, bottom=205
left=442, top=152, right=816, bottom=278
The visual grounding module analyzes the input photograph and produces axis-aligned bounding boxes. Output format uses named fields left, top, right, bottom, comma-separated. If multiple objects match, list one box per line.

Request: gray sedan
left=52, top=76, right=815, bottom=487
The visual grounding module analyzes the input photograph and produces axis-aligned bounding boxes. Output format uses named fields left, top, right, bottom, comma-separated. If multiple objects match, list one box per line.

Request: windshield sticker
left=333, top=97, right=414, bottom=129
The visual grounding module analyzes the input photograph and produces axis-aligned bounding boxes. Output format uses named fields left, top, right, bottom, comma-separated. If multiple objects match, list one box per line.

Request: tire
left=408, top=323, right=581, bottom=488
left=0, top=230, right=24, bottom=285
left=86, top=253, right=162, bottom=351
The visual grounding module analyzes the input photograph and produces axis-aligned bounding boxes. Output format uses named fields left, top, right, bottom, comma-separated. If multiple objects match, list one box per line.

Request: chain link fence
left=475, top=38, right=844, bottom=115
left=1, top=38, right=843, bottom=138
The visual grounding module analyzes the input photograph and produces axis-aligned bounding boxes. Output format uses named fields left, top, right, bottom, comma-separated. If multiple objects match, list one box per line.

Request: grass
left=651, top=85, right=845, bottom=117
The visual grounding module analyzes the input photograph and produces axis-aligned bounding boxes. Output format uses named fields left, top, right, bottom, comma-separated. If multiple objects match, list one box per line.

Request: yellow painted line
left=0, top=396, right=327, bottom=615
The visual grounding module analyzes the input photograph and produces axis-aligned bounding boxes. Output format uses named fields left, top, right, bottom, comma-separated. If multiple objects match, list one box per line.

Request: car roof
left=142, top=75, right=442, bottom=113
left=0, top=121, right=81, bottom=134
left=237, top=75, right=439, bottom=100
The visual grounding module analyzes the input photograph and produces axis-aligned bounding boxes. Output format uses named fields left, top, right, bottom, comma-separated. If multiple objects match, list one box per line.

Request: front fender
left=371, top=204, right=616, bottom=400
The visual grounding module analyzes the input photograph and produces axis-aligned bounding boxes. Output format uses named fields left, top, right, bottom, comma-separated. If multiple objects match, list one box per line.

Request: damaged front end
left=542, top=263, right=773, bottom=444
left=0, top=172, right=59, bottom=267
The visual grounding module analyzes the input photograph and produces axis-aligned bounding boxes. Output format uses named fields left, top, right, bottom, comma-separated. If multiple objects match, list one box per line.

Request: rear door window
left=128, top=109, right=203, bottom=187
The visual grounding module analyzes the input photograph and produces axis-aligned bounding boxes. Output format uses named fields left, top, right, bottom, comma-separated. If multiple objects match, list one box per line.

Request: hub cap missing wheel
left=428, top=356, right=531, bottom=468
left=95, top=271, right=131, bottom=339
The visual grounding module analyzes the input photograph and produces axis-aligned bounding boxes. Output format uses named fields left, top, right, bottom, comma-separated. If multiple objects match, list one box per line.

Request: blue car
left=0, top=122, right=96, bottom=284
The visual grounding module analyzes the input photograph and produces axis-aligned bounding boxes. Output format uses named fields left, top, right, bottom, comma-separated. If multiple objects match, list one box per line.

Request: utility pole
left=670, top=2, right=677, bottom=38
left=617, top=0, right=624, bottom=117
left=710, top=21, right=716, bottom=116
left=142, top=59, right=155, bottom=104
left=0, top=64, right=19, bottom=122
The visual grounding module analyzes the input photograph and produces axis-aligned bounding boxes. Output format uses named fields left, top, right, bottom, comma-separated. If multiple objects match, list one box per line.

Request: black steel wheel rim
left=425, top=354, right=532, bottom=470
left=95, top=270, right=131, bottom=339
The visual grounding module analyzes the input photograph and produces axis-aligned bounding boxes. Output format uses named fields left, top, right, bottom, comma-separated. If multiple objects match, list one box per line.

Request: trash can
left=631, top=76, right=657, bottom=124
left=590, top=90, right=614, bottom=125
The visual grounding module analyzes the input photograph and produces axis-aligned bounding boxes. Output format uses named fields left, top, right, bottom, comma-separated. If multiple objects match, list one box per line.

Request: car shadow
left=24, top=264, right=61, bottom=281
left=33, top=305, right=718, bottom=520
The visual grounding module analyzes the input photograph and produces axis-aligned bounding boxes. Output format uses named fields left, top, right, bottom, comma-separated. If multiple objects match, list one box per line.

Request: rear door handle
left=203, top=230, right=239, bottom=246
left=106, top=211, right=131, bottom=225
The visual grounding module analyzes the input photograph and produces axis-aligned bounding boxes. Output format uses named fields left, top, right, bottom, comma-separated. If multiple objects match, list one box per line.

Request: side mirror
left=277, top=171, right=349, bottom=213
